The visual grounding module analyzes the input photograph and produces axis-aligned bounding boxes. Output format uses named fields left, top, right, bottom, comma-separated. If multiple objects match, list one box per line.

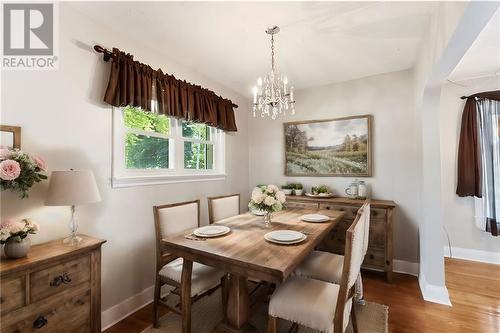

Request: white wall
left=0, top=2, right=249, bottom=315
left=440, top=76, right=500, bottom=254
left=249, top=70, right=420, bottom=263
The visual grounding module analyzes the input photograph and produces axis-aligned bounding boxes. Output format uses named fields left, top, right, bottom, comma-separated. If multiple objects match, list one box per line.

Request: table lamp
left=45, top=170, right=101, bottom=245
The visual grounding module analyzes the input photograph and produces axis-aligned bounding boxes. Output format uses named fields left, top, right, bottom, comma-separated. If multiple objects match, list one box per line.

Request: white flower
left=254, top=193, right=265, bottom=204
left=264, top=196, right=276, bottom=206
left=251, top=187, right=262, bottom=199
left=276, top=191, right=286, bottom=203
left=1, top=231, right=10, bottom=242
left=8, top=222, right=25, bottom=234
left=266, top=185, right=279, bottom=193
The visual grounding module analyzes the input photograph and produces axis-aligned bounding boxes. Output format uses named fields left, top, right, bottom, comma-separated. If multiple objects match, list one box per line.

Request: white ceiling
left=450, top=8, right=500, bottom=82
left=70, top=1, right=435, bottom=95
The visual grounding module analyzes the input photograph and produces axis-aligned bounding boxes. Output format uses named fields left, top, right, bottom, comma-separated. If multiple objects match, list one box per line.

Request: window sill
left=111, top=173, right=227, bottom=188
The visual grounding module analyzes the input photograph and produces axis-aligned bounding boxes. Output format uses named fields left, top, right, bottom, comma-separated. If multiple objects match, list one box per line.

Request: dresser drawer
left=319, top=204, right=359, bottom=219
left=0, top=275, right=25, bottom=315
left=30, top=255, right=90, bottom=303
left=287, top=201, right=319, bottom=209
left=2, top=288, right=90, bottom=333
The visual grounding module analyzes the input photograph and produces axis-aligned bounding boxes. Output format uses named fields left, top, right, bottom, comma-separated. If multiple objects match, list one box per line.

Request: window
left=112, top=106, right=225, bottom=187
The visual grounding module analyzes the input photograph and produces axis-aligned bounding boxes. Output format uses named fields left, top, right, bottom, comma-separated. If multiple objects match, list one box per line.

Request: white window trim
left=111, top=107, right=226, bottom=188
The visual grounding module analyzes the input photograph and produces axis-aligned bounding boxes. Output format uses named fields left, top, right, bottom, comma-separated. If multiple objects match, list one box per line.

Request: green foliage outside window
left=184, top=142, right=213, bottom=170
left=124, top=107, right=170, bottom=169
left=182, top=122, right=210, bottom=140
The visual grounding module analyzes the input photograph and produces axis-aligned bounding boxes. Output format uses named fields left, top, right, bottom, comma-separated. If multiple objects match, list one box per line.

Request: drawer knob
left=50, top=273, right=72, bottom=287
left=33, top=315, right=48, bottom=329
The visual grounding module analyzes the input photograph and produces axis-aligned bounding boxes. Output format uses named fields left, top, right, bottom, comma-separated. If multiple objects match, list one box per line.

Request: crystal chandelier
left=252, top=26, right=295, bottom=119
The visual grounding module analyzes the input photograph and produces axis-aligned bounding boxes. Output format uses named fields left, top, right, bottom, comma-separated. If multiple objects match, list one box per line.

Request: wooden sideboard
left=0, top=235, right=106, bottom=333
left=286, top=195, right=396, bottom=282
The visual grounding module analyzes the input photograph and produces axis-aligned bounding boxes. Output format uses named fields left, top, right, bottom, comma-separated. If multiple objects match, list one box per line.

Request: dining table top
left=161, top=208, right=344, bottom=283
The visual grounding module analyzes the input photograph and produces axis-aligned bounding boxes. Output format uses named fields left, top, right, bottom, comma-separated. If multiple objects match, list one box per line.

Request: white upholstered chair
left=208, top=193, right=240, bottom=224
left=152, top=200, right=225, bottom=328
left=294, top=201, right=370, bottom=299
left=268, top=206, right=366, bottom=333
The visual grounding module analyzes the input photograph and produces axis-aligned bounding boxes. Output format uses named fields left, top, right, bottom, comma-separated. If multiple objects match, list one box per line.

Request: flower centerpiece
left=0, top=218, right=39, bottom=258
left=0, top=147, right=47, bottom=198
left=249, top=184, right=286, bottom=227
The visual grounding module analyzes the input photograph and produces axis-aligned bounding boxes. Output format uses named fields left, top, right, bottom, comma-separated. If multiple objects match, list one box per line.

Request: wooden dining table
left=161, top=207, right=344, bottom=333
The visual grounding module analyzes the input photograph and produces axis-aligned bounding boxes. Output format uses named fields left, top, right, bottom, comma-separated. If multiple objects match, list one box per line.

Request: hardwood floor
left=104, top=258, right=500, bottom=333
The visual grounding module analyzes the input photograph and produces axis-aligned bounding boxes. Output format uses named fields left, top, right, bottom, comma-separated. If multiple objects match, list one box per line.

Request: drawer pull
left=50, top=273, right=72, bottom=287
left=33, top=315, right=48, bottom=329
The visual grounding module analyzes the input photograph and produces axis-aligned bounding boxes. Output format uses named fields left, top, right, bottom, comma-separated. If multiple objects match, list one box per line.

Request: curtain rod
left=93, top=44, right=238, bottom=108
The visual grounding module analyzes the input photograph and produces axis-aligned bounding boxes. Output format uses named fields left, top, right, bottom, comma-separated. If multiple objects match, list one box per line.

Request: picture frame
left=1, top=125, right=22, bottom=149
left=284, top=115, right=372, bottom=177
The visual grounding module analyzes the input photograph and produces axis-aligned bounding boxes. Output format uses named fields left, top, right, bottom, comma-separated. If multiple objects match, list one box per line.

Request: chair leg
left=181, top=260, right=193, bottom=333
left=153, top=276, right=161, bottom=328
left=267, top=315, right=277, bottom=333
left=351, top=304, right=359, bottom=333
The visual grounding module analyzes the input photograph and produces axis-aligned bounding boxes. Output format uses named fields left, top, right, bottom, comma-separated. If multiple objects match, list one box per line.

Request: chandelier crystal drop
left=252, top=26, right=295, bottom=119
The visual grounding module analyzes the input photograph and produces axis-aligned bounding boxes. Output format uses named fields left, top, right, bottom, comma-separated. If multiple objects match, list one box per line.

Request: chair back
left=153, top=200, right=200, bottom=268
left=208, top=194, right=240, bottom=224
left=360, top=201, right=371, bottom=256
left=333, top=204, right=368, bottom=333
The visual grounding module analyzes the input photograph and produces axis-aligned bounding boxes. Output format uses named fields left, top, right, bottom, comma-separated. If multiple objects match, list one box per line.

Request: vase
left=4, top=237, right=31, bottom=259
left=264, top=212, right=273, bottom=228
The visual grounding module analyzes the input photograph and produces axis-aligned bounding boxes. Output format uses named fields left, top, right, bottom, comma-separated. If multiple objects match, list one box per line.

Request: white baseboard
left=101, top=285, right=154, bottom=331
left=394, top=259, right=419, bottom=276
left=444, top=246, right=500, bottom=265
left=418, top=272, right=451, bottom=306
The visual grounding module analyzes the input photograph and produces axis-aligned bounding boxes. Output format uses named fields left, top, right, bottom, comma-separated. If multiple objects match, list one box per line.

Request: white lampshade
left=45, top=170, right=101, bottom=206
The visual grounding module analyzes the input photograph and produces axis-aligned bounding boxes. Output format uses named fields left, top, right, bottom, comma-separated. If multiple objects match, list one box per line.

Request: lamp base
left=63, top=235, right=83, bottom=246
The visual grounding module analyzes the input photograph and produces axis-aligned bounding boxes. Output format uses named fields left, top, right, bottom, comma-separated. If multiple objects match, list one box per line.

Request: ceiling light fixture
left=252, top=26, right=295, bottom=119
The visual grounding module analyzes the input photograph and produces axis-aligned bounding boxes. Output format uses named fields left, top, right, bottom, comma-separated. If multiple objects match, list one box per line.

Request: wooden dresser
left=0, top=235, right=106, bottom=333
left=286, top=195, right=396, bottom=282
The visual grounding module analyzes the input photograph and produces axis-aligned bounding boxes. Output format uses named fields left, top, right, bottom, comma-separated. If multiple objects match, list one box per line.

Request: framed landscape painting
left=284, top=115, right=372, bottom=177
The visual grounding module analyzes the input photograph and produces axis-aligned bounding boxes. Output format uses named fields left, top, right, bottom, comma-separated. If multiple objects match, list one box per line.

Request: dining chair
left=294, top=201, right=370, bottom=301
left=268, top=205, right=366, bottom=333
left=152, top=200, right=226, bottom=328
left=207, top=193, right=240, bottom=224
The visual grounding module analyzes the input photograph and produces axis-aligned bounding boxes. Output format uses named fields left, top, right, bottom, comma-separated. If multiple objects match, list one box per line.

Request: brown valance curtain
left=103, top=48, right=237, bottom=132
left=456, top=90, right=500, bottom=197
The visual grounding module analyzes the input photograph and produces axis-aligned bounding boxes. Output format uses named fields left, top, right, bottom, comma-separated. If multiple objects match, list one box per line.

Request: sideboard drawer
left=30, top=255, right=90, bottom=303
left=363, top=248, right=385, bottom=269
left=370, top=208, right=387, bottom=219
left=368, top=219, right=386, bottom=249
left=0, top=275, right=25, bottom=315
left=319, top=204, right=359, bottom=219
left=2, top=288, right=91, bottom=333
left=287, top=201, right=319, bottom=209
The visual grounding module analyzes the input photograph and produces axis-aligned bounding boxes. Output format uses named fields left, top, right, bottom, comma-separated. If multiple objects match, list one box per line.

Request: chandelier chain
left=271, top=34, right=275, bottom=72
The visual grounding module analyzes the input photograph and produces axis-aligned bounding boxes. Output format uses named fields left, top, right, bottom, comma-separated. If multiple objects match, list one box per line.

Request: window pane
left=184, top=142, right=213, bottom=169
left=123, top=106, right=169, bottom=135
left=182, top=121, right=210, bottom=140
left=125, top=133, right=169, bottom=169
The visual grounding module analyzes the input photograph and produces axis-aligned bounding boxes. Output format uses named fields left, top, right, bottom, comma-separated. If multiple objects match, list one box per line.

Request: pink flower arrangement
left=0, top=218, right=39, bottom=244
left=0, top=148, right=48, bottom=198
left=0, top=159, right=21, bottom=180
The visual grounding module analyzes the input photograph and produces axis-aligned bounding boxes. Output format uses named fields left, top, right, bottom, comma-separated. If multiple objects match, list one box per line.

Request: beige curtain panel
left=102, top=48, right=238, bottom=132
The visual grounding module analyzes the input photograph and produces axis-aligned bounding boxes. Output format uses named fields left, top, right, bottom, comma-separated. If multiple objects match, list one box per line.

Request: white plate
left=301, top=214, right=330, bottom=223
left=265, top=230, right=304, bottom=242
left=305, top=192, right=334, bottom=198
left=252, top=210, right=267, bottom=216
left=194, top=225, right=230, bottom=237
left=264, top=231, right=306, bottom=245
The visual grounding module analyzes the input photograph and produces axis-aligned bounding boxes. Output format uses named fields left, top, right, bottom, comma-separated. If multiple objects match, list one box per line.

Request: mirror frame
left=0, top=125, right=21, bottom=149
